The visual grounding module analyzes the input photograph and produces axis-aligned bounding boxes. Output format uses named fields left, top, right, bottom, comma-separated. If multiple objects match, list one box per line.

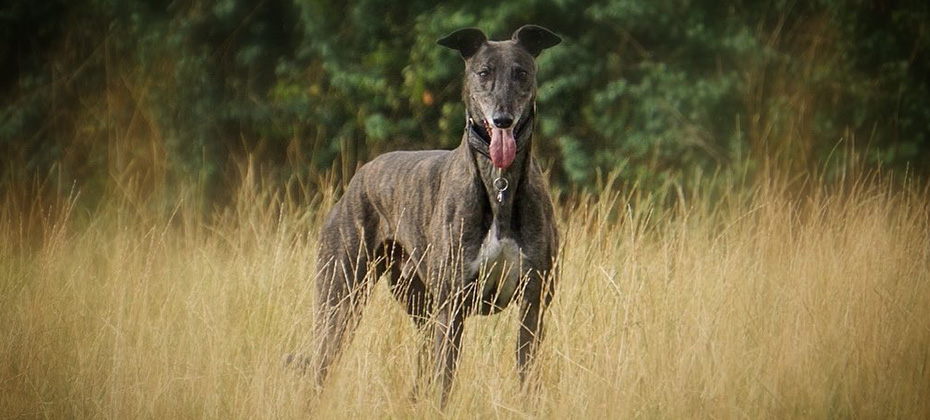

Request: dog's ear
left=437, top=28, right=487, bottom=59
left=512, top=25, right=561, bottom=57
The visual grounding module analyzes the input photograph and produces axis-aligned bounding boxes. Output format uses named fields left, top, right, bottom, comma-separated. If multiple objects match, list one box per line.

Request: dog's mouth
left=469, top=110, right=534, bottom=169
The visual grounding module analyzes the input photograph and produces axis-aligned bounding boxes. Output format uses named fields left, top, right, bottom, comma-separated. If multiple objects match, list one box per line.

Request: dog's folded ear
left=438, top=28, right=487, bottom=59
left=512, top=25, right=561, bottom=57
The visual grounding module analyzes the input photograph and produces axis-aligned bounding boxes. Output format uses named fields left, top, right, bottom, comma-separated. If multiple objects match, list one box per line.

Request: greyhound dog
left=311, top=25, right=561, bottom=405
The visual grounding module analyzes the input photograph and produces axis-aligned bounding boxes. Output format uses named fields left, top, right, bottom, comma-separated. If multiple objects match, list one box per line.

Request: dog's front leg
left=431, top=292, right=465, bottom=407
left=517, top=273, right=553, bottom=385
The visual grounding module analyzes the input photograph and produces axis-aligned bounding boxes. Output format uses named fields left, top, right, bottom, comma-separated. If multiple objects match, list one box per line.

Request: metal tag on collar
left=493, top=169, right=508, bottom=203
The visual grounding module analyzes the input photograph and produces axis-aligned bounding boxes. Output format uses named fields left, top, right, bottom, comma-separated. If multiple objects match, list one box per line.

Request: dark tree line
left=2, top=0, right=927, bottom=200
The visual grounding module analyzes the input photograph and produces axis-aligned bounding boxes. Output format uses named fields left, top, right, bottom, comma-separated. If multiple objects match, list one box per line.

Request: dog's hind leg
left=382, top=242, right=432, bottom=327
left=313, top=226, right=375, bottom=386
left=377, top=243, right=438, bottom=402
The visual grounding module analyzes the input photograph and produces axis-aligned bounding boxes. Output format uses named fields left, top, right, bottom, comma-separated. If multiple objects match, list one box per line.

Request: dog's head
left=439, top=25, right=561, bottom=169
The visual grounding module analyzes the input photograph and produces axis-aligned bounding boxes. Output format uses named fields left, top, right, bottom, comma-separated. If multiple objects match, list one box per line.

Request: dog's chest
left=468, top=222, right=526, bottom=306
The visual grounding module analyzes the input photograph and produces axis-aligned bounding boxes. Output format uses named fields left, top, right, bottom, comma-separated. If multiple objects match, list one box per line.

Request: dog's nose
left=492, top=116, right=514, bottom=129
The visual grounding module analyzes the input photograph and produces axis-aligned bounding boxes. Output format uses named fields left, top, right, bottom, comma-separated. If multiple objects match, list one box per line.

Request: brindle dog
left=311, top=25, right=561, bottom=406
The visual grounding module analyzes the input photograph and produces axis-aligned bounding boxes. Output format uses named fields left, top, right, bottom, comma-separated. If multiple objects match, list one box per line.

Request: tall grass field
left=2, top=165, right=928, bottom=419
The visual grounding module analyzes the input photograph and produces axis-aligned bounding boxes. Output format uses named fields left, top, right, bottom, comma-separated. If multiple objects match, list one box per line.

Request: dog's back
left=322, top=148, right=462, bottom=241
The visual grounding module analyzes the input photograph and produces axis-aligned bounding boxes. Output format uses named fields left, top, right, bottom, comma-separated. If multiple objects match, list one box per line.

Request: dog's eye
left=515, top=70, right=528, bottom=80
left=477, top=70, right=491, bottom=79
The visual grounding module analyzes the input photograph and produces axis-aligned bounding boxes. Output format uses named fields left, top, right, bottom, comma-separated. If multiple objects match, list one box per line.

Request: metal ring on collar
left=493, top=177, right=509, bottom=192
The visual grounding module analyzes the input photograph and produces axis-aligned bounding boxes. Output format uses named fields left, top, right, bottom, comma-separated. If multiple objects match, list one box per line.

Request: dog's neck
left=462, top=109, right=536, bottom=236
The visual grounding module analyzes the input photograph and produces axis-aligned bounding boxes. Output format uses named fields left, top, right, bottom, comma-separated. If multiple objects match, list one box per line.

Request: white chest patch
left=468, top=222, right=526, bottom=306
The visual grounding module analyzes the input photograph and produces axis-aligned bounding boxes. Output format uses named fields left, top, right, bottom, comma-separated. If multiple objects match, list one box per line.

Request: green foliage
left=1, top=0, right=928, bottom=199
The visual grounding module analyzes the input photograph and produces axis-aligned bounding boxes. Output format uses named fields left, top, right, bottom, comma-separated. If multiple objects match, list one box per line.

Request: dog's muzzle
left=468, top=109, right=534, bottom=167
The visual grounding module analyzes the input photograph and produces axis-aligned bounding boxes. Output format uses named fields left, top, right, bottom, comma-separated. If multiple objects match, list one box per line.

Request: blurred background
left=2, top=0, right=928, bottom=205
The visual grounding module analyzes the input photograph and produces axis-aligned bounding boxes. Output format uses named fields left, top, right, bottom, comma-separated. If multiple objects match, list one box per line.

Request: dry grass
left=2, top=166, right=929, bottom=419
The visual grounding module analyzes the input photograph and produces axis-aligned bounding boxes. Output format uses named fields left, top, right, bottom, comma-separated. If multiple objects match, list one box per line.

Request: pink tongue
left=489, top=126, right=516, bottom=169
